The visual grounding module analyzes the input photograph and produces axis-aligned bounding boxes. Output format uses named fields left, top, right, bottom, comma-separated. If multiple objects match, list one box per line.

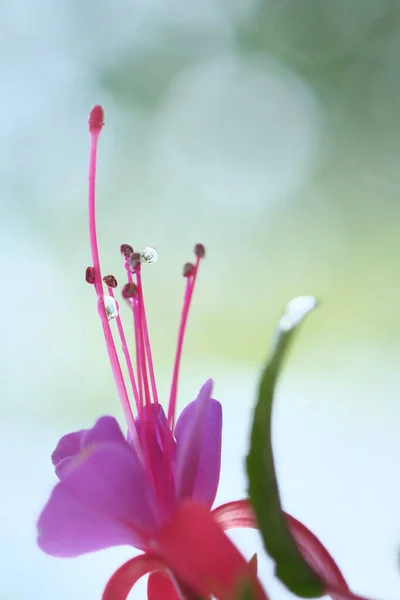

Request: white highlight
left=279, top=296, right=317, bottom=332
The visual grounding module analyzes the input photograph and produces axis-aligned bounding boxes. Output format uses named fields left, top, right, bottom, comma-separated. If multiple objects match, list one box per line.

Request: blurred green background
left=2, top=1, right=400, bottom=599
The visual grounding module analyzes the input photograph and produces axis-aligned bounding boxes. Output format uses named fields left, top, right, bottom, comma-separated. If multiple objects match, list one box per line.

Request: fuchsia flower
left=37, top=105, right=263, bottom=600
left=37, top=106, right=373, bottom=600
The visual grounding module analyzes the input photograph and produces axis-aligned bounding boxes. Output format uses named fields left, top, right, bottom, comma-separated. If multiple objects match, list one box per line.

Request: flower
left=38, top=387, right=221, bottom=556
left=36, top=106, right=372, bottom=600
left=38, top=105, right=261, bottom=600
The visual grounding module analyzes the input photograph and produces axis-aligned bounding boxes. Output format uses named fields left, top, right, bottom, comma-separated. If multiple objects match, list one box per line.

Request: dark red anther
left=194, top=243, right=205, bottom=258
left=85, top=266, right=95, bottom=284
left=129, top=252, right=141, bottom=272
left=89, top=105, right=104, bottom=133
left=183, top=262, right=196, bottom=278
left=103, top=274, right=118, bottom=288
left=122, top=282, right=138, bottom=299
left=120, top=243, right=134, bottom=258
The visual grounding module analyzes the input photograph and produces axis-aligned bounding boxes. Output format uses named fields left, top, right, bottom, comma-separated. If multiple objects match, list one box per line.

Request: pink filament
left=107, top=287, right=141, bottom=414
left=118, top=265, right=157, bottom=486
left=132, top=297, right=144, bottom=407
left=167, top=256, right=201, bottom=429
left=136, top=269, right=159, bottom=406
left=133, top=271, right=160, bottom=486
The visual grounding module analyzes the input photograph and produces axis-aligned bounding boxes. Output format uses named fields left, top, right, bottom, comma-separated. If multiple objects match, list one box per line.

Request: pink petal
left=213, top=500, right=374, bottom=600
left=102, top=554, right=168, bottom=600
left=155, top=500, right=268, bottom=600
left=175, top=379, right=222, bottom=508
left=37, top=441, right=160, bottom=557
left=147, top=572, right=180, bottom=600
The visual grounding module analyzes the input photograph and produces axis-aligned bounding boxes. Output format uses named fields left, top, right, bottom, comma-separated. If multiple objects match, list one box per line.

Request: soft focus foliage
left=2, top=1, right=400, bottom=599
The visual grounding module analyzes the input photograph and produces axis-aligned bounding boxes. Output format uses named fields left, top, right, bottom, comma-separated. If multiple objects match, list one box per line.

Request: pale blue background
left=1, top=1, right=400, bottom=599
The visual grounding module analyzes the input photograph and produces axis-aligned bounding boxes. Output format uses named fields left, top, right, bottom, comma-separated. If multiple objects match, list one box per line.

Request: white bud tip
left=279, top=296, right=317, bottom=332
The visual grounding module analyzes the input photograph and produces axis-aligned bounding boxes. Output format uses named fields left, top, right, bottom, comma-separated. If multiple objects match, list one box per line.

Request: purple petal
left=51, top=417, right=126, bottom=479
left=174, top=379, right=222, bottom=508
left=38, top=440, right=160, bottom=557
left=51, top=429, right=87, bottom=478
left=82, top=415, right=127, bottom=447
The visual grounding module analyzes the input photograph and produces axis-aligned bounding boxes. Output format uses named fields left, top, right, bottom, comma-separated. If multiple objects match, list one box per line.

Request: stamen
left=103, top=274, right=118, bottom=288
left=132, top=297, right=144, bottom=407
left=97, top=299, right=136, bottom=432
left=139, top=325, right=152, bottom=407
left=194, top=243, right=206, bottom=258
left=120, top=243, right=134, bottom=258
left=183, top=262, right=195, bottom=278
left=118, top=282, right=157, bottom=488
left=134, top=269, right=165, bottom=502
left=129, top=252, right=141, bottom=273
left=124, top=267, right=159, bottom=479
left=122, top=282, right=138, bottom=301
left=85, top=266, right=95, bottom=284
left=106, top=286, right=141, bottom=416
left=167, top=244, right=205, bottom=428
left=136, top=269, right=159, bottom=406
left=134, top=274, right=152, bottom=410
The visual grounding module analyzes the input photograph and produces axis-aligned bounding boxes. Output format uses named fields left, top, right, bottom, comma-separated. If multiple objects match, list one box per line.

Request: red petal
left=155, top=500, right=268, bottom=600
left=148, top=572, right=180, bottom=600
left=288, top=514, right=351, bottom=590
left=102, top=554, right=167, bottom=600
left=213, top=500, right=374, bottom=600
left=212, top=499, right=255, bottom=530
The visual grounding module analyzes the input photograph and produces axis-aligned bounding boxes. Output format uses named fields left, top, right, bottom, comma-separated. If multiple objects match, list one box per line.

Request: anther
left=194, top=243, right=205, bottom=259
left=85, top=266, right=95, bottom=284
left=103, top=274, right=118, bottom=288
left=89, top=105, right=104, bottom=133
left=122, top=282, right=138, bottom=299
left=120, top=244, right=134, bottom=258
left=129, top=252, right=141, bottom=272
left=183, top=262, right=196, bottom=278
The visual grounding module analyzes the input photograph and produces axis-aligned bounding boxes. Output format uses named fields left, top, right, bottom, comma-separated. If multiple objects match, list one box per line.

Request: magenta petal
left=175, top=379, right=222, bottom=508
left=37, top=441, right=160, bottom=557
